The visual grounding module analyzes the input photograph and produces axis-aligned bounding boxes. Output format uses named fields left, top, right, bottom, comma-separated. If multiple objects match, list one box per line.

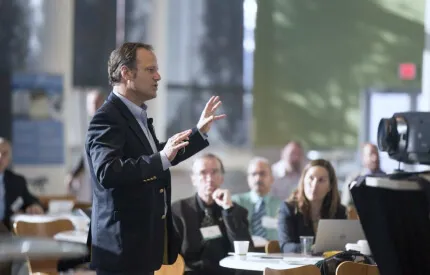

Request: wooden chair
left=264, top=265, right=321, bottom=275
left=347, top=206, right=359, bottom=220
left=265, top=240, right=281, bottom=253
left=73, top=201, right=92, bottom=210
left=155, top=254, right=185, bottom=275
left=13, top=219, right=75, bottom=275
left=336, top=261, right=379, bottom=275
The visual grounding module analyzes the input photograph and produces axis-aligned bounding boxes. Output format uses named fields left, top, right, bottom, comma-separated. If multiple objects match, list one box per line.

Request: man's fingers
left=172, top=141, right=189, bottom=150
left=214, top=114, right=227, bottom=121
left=211, top=100, right=222, bottom=113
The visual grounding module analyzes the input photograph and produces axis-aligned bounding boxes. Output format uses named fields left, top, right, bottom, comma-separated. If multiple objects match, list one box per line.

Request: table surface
left=219, top=253, right=323, bottom=271
left=11, top=213, right=89, bottom=231
left=54, top=230, right=88, bottom=244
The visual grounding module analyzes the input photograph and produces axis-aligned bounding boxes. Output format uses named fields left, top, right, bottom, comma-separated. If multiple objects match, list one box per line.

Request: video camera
left=377, top=112, right=430, bottom=165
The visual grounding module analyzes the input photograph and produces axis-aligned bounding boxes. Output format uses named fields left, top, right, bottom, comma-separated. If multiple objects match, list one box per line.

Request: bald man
left=0, top=138, right=43, bottom=229
left=232, top=157, right=282, bottom=241
left=65, top=89, right=105, bottom=203
left=341, top=143, right=385, bottom=206
left=271, top=142, right=306, bottom=200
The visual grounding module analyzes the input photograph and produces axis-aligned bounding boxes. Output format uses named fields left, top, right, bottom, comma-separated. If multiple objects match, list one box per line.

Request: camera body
left=378, top=112, right=430, bottom=165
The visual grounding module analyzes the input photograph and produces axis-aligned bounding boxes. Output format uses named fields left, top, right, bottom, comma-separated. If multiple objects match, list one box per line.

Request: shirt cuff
left=197, top=128, right=208, bottom=140
left=160, top=151, right=172, bottom=171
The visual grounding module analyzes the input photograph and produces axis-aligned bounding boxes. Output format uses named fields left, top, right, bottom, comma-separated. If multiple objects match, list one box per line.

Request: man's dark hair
left=107, top=42, right=153, bottom=85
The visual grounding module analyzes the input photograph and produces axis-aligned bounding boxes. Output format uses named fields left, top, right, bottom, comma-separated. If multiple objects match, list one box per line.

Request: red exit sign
left=398, top=63, right=417, bottom=80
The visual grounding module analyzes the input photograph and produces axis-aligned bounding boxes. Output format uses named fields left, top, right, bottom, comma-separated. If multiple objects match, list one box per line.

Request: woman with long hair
left=277, top=159, right=346, bottom=253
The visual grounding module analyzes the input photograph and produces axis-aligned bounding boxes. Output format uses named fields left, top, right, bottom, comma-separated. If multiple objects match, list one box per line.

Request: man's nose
left=154, top=72, right=161, bottom=81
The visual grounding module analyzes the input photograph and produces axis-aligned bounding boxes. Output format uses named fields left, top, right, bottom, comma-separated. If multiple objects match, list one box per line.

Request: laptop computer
left=313, top=219, right=365, bottom=253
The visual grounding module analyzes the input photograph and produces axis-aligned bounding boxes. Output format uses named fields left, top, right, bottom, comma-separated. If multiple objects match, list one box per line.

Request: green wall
left=253, top=0, right=424, bottom=149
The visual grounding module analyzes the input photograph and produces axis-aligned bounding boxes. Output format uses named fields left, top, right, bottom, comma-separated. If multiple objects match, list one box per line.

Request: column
left=14, top=0, right=75, bottom=195
left=146, top=0, right=169, bottom=141
left=421, top=0, right=430, bottom=111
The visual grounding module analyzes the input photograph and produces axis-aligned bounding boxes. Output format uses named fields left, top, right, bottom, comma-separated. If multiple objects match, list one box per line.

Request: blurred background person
left=271, top=142, right=306, bottom=201
left=64, top=89, right=105, bottom=203
left=278, top=159, right=346, bottom=253
left=0, top=137, right=43, bottom=230
left=233, top=157, right=281, bottom=242
left=341, top=143, right=385, bottom=207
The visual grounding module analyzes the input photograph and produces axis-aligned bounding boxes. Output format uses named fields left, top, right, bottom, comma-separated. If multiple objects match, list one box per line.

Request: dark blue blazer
left=278, top=201, right=346, bottom=253
left=85, top=92, right=209, bottom=272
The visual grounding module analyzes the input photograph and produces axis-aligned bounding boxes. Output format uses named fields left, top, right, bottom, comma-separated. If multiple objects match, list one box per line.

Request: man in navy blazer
left=86, top=42, right=226, bottom=275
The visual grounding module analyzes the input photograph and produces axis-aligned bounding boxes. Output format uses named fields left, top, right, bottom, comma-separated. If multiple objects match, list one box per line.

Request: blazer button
left=161, top=215, right=166, bottom=219
left=159, top=189, right=164, bottom=193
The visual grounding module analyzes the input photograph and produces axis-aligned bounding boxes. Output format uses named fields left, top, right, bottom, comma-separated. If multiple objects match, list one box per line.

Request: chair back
left=264, top=265, right=321, bottom=275
left=265, top=240, right=281, bottom=253
left=336, top=261, right=379, bottom=275
left=347, top=206, right=359, bottom=220
left=155, top=254, right=185, bottom=275
left=13, top=219, right=75, bottom=274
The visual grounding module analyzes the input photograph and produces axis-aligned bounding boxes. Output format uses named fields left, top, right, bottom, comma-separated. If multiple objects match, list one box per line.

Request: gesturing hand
left=212, top=189, right=233, bottom=210
left=197, top=96, right=227, bottom=134
left=161, top=129, right=192, bottom=161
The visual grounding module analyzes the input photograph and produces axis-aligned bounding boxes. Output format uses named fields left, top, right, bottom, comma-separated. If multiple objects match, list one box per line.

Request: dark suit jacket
left=2, top=169, right=41, bottom=230
left=172, top=195, right=253, bottom=275
left=278, top=201, right=347, bottom=253
left=86, top=92, right=209, bottom=272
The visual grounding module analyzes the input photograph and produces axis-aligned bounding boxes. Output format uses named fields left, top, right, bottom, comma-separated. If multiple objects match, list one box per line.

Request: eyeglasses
left=195, top=169, right=222, bottom=178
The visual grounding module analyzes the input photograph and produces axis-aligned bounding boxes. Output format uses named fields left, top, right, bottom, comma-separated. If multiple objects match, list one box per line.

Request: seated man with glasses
left=172, top=153, right=253, bottom=275
left=232, top=157, right=282, bottom=242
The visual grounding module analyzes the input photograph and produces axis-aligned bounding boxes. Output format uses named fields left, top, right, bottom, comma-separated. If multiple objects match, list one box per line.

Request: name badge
left=262, top=215, right=278, bottom=229
left=200, top=225, right=222, bottom=240
left=10, top=197, right=24, bottom=212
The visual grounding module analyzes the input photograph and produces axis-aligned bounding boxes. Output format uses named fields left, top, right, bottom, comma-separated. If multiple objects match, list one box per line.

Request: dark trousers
left=96, top=270, right=154, bottom=275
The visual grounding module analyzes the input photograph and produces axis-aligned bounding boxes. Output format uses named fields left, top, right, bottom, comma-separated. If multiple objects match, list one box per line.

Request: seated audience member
left=278, top=159, right=346, bottom=253
left=172, top=153, right=253, bottom=275
left=271, top=142, right=306, bottom=200
left=232, top=157, right=282, bottom=241
left=341, top=143, right=385, bottom=206
left=0, top=137, right=43, bottom=229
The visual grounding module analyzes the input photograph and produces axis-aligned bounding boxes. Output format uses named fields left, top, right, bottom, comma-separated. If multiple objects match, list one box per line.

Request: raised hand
left=197, top=96, right=227, bottom=134
left=161, top=129, right=192, bottom=161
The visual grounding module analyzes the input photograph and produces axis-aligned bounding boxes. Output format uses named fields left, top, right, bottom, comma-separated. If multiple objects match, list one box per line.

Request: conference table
left=220, top=252, right=324, bottom=271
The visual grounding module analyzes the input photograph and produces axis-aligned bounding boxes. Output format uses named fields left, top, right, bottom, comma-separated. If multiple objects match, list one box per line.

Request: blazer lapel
left=147, top=118, right=161, bottom=148
left=107, top=92, right=153, bottom=153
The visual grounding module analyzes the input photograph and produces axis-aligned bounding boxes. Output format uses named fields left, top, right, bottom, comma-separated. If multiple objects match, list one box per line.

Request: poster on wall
left=11, top=73, right=64, bottom=194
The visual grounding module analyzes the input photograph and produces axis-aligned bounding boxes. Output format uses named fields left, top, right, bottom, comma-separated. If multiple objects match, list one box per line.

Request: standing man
left=86, top=42, right=225, bottom=275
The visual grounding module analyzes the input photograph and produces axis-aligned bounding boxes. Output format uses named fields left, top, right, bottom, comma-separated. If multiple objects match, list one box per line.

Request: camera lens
left=377, top=117, right=399, bottom=153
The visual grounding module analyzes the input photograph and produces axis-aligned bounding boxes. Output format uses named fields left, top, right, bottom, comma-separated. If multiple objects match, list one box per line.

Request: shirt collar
left=196, top=193, right=218, bottom=212
left=250, top=190, right=268, bottom=204
left=0, top=173, right=3, bottom=183
left=113, top=90, right=148, bottom=120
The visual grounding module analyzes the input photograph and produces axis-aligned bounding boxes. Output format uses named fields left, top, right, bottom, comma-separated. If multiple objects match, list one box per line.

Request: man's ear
left=120, top=65, right=132, bottom=81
